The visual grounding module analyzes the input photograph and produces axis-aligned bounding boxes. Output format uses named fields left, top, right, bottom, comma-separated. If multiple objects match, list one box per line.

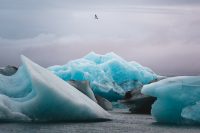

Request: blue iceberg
left=0, top=56, right=110, bottom=122
left=49, top=52, right=158, bottom=101
left=142, top=76, right=200, bottom=124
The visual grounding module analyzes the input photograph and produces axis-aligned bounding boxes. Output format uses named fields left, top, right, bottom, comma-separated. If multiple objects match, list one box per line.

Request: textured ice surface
left=0, top=66, right=18, bottom=76
left=142, top=76, right=200, bottom=124
left=0, top=56, right=110, bottom=122
left=49, top=52, right=158, bottom=101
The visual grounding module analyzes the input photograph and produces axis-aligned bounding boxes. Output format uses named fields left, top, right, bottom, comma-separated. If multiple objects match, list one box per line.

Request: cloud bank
left=0, top=0, right=200, bottom=76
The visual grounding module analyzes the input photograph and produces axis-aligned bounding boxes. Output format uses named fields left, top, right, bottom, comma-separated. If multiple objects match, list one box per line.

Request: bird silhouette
left=95, top=14, right=99, bottom=20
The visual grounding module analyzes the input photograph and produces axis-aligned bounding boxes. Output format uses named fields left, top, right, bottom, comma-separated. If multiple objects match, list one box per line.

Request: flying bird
left=95, top=14, right=99, bottom=20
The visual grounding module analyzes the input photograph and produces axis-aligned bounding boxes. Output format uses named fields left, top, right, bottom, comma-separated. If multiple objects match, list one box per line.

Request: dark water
left=0, top=109, right=200, bottom=133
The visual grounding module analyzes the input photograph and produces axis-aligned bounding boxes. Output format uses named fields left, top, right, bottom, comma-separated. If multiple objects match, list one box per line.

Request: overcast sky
left=0, top=0, right=200, bottom=76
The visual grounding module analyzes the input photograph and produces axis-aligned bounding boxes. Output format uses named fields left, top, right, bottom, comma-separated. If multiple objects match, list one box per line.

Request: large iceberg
left=0, top=56, right=110, bottom=122
left=49, top=52, right=158, bottom=101
left=142, top=76, right=200, bottom=124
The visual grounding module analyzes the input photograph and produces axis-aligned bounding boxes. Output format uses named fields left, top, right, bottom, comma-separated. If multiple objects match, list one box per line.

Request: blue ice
left=142, top=76, right=200, bottom=124
left=0, top=56, right=110, bottom=122
left=49, top=52, right=158, bottom=101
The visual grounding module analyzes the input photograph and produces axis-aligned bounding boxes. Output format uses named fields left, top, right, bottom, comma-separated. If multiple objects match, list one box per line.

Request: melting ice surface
left=142, top=76, right=200, bottom=124
left=49, top=52, right=158, bottom=101
left=0, top=56, right=110, bottom=122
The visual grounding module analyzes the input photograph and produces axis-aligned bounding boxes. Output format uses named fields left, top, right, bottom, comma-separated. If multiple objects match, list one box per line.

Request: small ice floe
left=142, top=76, right=200, bottom=124
left=0, top=66, right=18, bottom=76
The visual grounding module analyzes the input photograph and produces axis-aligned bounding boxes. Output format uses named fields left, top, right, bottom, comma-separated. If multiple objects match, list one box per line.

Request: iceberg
left=142, top=76, right=200, bottom=124
left=0, top=66, right=18, bottom=76
left=49, top=52, right=158, bottom=101
left=0, top=55, right=110, bottom=122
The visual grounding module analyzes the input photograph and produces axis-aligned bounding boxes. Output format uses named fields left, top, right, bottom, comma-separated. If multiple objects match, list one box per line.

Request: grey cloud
left=1, top=0, right=200, bottom=10
left=0, top=33, right=200, bottom=76
left=0, top=0, right=200, bottom=76
left=1, top=4, right=200, bottom=39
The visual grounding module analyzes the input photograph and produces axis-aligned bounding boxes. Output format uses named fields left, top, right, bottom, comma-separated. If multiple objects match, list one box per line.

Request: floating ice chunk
left=0, top=55, right=110, bottom=122
left=49, top=52, right=158, bottom=101
left=0, top=66, right=18, bottom=76
left=142, top=76, right=200, bottom=124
